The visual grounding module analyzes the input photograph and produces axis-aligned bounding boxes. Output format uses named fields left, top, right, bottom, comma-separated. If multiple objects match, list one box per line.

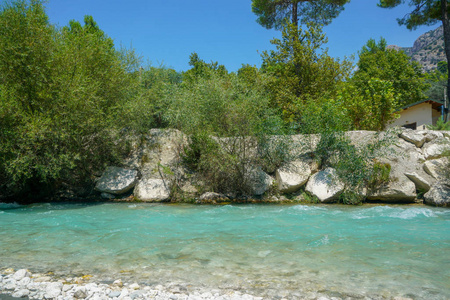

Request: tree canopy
left=260, top=23, right=352, bottom=124
left=252, top=0, right=350, bottom=29
left=353, top=37, right=428, bottom=108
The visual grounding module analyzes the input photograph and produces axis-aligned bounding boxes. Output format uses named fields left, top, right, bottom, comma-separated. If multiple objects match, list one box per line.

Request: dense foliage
left=0, top=0, right=139, bottom=200
left=260, top=23, right=352, bottom=125
left=252, top=0, right=350, bottom=28
left=0, top=0, right=435, bottom=203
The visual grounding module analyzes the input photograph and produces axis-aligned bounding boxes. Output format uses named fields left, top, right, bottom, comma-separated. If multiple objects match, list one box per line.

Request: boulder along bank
left=74, top=129, right=449, bottom=207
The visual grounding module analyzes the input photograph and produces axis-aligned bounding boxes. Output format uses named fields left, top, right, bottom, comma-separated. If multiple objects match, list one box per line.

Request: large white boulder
left=246, top=166, right=272, bottom=196
left=276, top=161, right=311, bottom=193
left=422, top=138, right=450, bottom=159
left=367, top=176, right=416, bottom=202
left=95, top=166, right=138, bottom=195
left=424, top=183, right=450, bottom=207
left=134, top=178, right=170, bottom=202
left=305, top=168, right=344, bottom=203
left=423, top=158, right=449, bottom=179
left=404, top=172, right=431, bottom=192
left=399, top=129, right=427, bottom=148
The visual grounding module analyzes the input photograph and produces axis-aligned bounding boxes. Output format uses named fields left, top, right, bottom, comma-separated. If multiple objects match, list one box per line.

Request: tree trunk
left=441, top=0, right=450, bottom=121
left=292, top=0, right=298, bottom=27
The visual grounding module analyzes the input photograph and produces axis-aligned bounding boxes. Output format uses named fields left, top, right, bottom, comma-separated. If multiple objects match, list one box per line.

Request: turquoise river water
left=0, top=203, right=449, bottom=299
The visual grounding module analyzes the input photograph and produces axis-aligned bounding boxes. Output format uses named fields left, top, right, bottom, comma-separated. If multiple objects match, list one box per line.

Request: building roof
left=399, top=99, right=444, bottom=112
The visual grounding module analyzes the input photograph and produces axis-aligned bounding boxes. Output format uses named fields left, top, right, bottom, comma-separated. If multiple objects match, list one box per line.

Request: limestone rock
left=74, top=286, right=87, bottom=299
left=129, top=283, right=140, bottom=290
left=12, top=289, right=30, bottom=298
left=423, top=158, right=449, bottom=179
left=245, top=167, right=272, bottom=196
left=125, top=129, right=186, bottom=179
left=13, top=269, right=31, bottom=281
left=442, top=131, right=450, bottom=138
left=276, top=161, right=311, bottom=193
left=44, top=282, right=63, bottom=299
left=112, top=279, right=123, bottom=287
left=305, top=168, right=344, bottom=203
left=367, top=174, right=416, bottom=202
left=399, top=129, right=427, bottom=147
left=18, top=277, right=31, bottom=287
left=417, top=130, right=444, bottom=143
left=95, top=166, right=138, bottom=195
left=109, top=291, right=121, bottom=298
left=345, top=130, right=377, bottom=145
left=404, top=172, right=431, bottom=192
left=424, top=183, right=450, bottom=207
left=134, top=178, right=170, bottom=202
left=197, top=192, right=228, bottom=203
left=422, top=139, right=450, bottom=159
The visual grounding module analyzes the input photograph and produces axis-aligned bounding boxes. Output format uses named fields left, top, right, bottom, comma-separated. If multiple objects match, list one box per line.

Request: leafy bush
left=0, top=0, right=139, bottom=200
left=427, top=118, right=450, bottom=130
left=298, top=98, right=396, bottom=204
left=167, top=63, right=286, bottom=195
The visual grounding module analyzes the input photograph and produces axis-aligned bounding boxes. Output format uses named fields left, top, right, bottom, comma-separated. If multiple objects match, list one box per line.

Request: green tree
left=261, top=23, right=352, bottom=125
left=182, top=52, right=228, bottom=83
left=252, top=0, right=350, bottom=29
left=378, top=0, right=450, bottom=113
left=337, top=78, right=399, bottom=131
left=0, top=0, right=54, bottom=115
left=352, top=38, right=428, bottom=108
left=0, top=0, right=139, bottom=200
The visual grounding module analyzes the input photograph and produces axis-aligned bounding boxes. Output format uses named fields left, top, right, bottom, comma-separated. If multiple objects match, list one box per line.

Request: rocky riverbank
left=89, top=128, right=450, bottom=207
left=0, top=268, right=415, bottom=300
left=0, top=268, right=264, bottom=300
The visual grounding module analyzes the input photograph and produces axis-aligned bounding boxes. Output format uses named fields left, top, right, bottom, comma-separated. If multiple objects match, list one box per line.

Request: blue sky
left=45, top=0, right=439, bottom=72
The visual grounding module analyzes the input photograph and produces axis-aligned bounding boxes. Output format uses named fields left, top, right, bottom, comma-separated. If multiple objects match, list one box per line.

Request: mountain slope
left=388, top=26, right=446, bottom=72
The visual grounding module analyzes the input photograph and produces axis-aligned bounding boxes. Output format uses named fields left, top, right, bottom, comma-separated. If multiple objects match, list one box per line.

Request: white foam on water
left=291, top=205, right=327, bottom=212
left=388, top=207, right=437, bottom=219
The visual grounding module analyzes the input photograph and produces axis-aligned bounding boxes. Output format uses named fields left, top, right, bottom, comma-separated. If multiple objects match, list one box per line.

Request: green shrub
left=427, top=118, right=450, bottom=130
left=167, top=64, right=287, bottom=195
left=0, top=1, right=139, bottom=200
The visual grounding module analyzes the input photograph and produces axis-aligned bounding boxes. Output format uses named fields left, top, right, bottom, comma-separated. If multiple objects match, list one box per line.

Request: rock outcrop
left=94, top=128, right=449, bottom=207
left=388, top=26, right=446, bottom=72
left=275, top=161, right=311, bottom=193
left=305, top=168, right=344, bottom=203
left=424, top=183, right=450, bottom=207
left=134, top=178, right=171, bottom=202
left=245, top=166, right=273, bottom=196
left=95, top=167, right=138, bottom=195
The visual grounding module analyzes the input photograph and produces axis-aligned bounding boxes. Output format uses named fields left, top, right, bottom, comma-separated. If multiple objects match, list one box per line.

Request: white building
left=388, top=100, right=445, bottom=130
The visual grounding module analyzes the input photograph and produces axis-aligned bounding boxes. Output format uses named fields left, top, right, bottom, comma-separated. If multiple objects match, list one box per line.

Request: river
left=0, top=203, right=449, bottom=299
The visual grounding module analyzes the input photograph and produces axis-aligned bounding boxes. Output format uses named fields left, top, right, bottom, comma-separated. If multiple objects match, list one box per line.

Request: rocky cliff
left=388, top=26, right=446, bottom=72
left=93, top=129, right=450, bottom=207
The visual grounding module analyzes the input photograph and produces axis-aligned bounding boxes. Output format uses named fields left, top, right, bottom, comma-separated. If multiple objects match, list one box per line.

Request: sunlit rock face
left=95, top=166, right=139, bottom=195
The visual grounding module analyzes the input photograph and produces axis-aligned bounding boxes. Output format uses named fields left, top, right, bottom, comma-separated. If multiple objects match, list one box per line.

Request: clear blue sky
left=45, top=0, right=439, bottom=72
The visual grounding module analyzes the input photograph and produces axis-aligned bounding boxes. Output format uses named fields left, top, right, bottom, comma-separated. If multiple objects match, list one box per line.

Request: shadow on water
left=0, top=201, right=106, bottom=212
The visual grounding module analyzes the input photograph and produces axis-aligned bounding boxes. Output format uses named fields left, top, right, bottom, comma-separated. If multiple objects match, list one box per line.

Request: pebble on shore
left=0, top=268, right=413, bottom=300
